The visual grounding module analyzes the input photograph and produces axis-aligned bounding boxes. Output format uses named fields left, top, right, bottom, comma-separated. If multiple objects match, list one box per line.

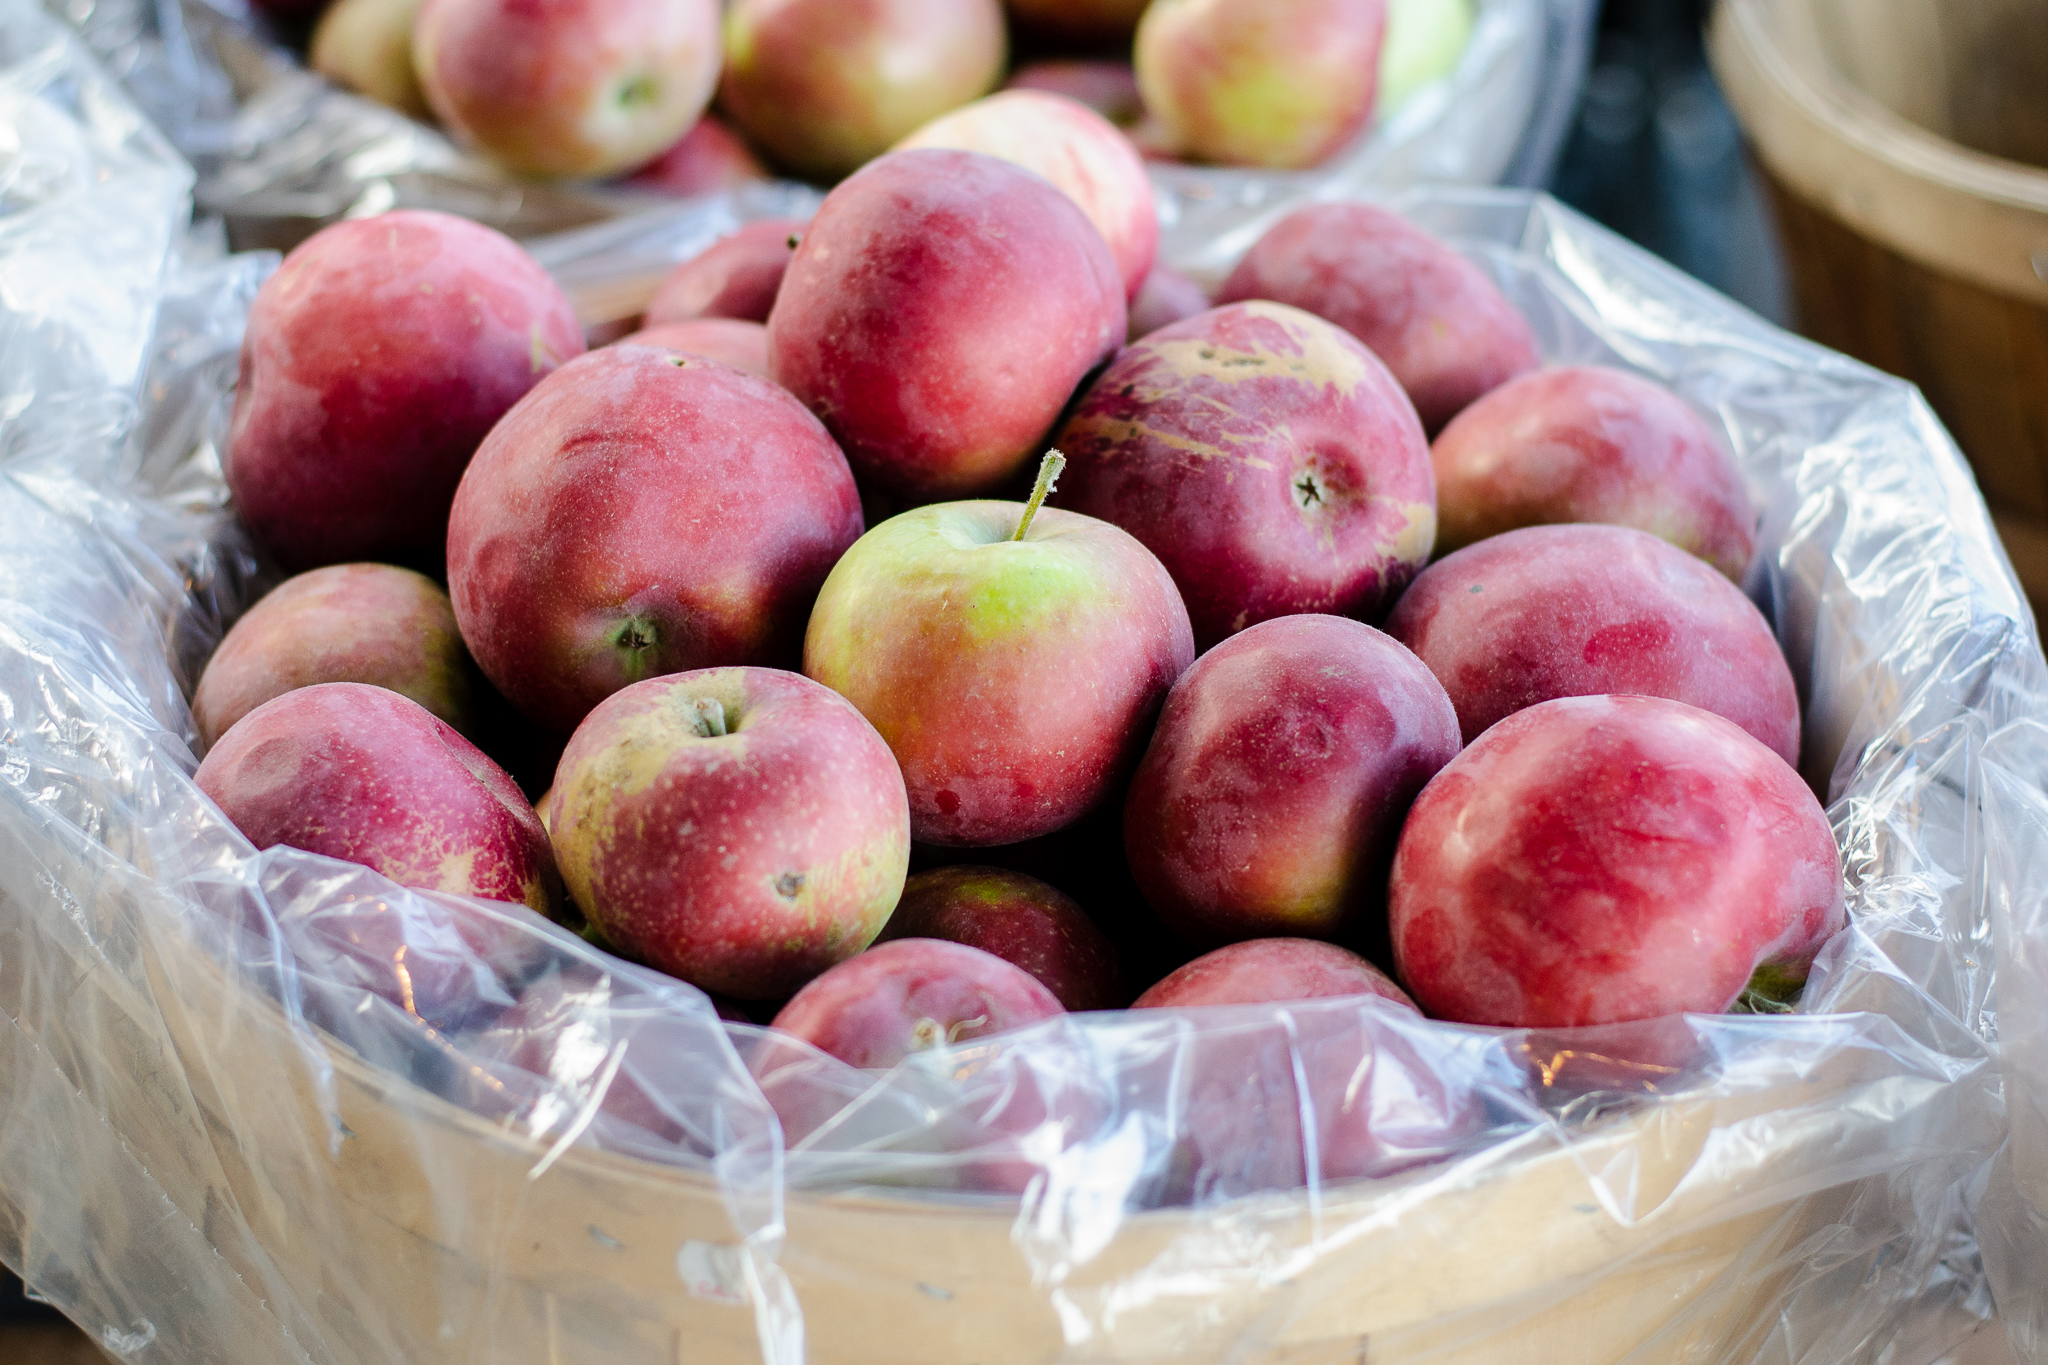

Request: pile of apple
left=190, top=131, right=1845, bottom=1164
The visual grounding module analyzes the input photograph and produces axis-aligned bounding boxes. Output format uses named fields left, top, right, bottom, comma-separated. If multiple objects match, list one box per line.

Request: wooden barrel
left=1707, top=0, right=2048, bottom=605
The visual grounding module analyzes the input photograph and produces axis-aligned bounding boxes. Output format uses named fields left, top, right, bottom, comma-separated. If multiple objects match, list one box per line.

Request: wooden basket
left=1707, top=0, right=2048, bottom=607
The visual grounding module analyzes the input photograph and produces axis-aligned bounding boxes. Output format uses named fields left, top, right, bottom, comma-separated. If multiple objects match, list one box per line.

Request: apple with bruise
left=769, top=938, right=1064, bottom=1068
left=616, top=319, right=771, bottom=378
left=642, top=219, right=802, bottom=325
left=878, top=866, right=1124, bottom=1010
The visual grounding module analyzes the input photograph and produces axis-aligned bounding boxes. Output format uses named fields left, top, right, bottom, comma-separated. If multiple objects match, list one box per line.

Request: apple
left=1429, top=365, right=1758, bottom=580
left=549, top=667, right=910, bottom=1000
left=1135, top=0, right=1387, bottom=170
left=1378, top=0, right=1475, bottom=113
left=1383, top=523, right=1801, bottom=764
left=1389, top=694, right=1845, bottom=1028
left=1216, top=202, right=1541, bottom=433
left=1125, top=614, right=1460, bottom=946
left=769, top=938, right=1064, bottom=1069
left=446, top=345, right=863, bottom=734
left=718, top=0, right=1007, bottom=181
left=310, top=0, right=430, bottom=118
left=626, top=114, right=769, bottom=197
left=615, top=319, right=771, bottom=378
left=768, top=150, right=1125, bottom=499
left=1127, top=263, right=1210, bottom=342
left=1132, top=938, right=1415, bottom=1009
left=414, top=0, right=721, bottom=180
left=193, top=563, right=472, bottom=751
left=227, top=211, right=585, bottom=574
left=1055, top=301, right=1434, bottom=650
left=894, top=90, right=1158, bottom=298
left=877, top=866, right=1124, bottom=1010
left=1004, top=60, right=1144, bottom=127
left=804, top=459, right=1196, bottom=846
left=642, top=219, right=803, bottom=326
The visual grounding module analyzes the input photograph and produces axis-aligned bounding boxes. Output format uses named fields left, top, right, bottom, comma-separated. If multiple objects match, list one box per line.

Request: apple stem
left=692, top=698, right=728, bottom=738
left=1012, top=450, right=1066, bottom=542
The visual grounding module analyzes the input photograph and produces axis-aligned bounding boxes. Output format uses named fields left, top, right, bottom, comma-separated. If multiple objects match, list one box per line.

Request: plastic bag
left=4, top=0, right=2042, bottom=1361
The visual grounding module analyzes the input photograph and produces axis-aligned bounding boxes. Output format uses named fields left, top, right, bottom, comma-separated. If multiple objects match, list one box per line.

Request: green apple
left=1379, top=0, right=1476, bottom=113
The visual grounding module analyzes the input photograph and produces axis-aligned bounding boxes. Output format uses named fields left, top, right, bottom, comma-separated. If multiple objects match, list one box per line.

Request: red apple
left=1430, top=365, right=1757, bottom=580
left=193, top=563, right=472, bottom=751
left=446, top=345, right=862, bottom=734
left=549, top=668, right=911, bottom=1000
left=642, top=219, right=802, bottom=326
left=1383, top=523, right=1800, bottom=764
left=1216, top=202, right=1540, bottom=433
left=414, top=0, right=721, bottom=180
left=877, top=866, right=1124, bottom=1010
left=615, top=319, right=771, bottom=378
left=310, top=0, right=430, bottom=118
left=1125, top=614, right=1459, bottom=945
left=718, top=0, right=1007, bottom=181
left=1127, top=263, right=1210, bottom=341
left=226, top=211, right=584, bottom=573
left=1133, top=938, right=1415, bottom=1009
left=1004, top=60, right=1144, bottom=127
left=1055, top=301, right=1434, bottom=649
left=1389, top=694, right=1845, bottom=1028
left=626, top=115, right=769, bottom=197
left=769, top=938, right=1064, bottom=1069
left=768, top=150, right=1126, bottom=499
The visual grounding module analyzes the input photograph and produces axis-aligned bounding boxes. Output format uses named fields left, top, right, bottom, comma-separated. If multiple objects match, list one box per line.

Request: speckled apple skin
left=226, top=211, right=585, bottom=574
left=1125, top=614, right=1459, bottom=945
left=1127, top=263, right=1210, bottom=341
left=193, top=563, right=472, bottom=751
left=643, top=219, right=802, bottom=325
left=616, top=319, right=771, bottom=378
left=195, top=682, right=561, bottom=915
left=1004, top=60, right=1144, bottom=126
left=1384, top=524, right=1800, bottom=763
left=767, top=149, right=1127, bottom=499
left=769, top=938, right=1065, bottom=1069
left=878, top=866, right=1124, bottom=1010
left=1430, top=365, right=1757, bottom=579
left=446, top=346, right=863, bottom=735
left=1389, top=694, right=1845, bottom=1028
left=627, top=115, right=768, bottom=197
left=1133, top=937, right=1415, bottom=1009
left=804, top=502, right=1196, bottom=847
left=1056, top=301, right=1435, bottom=649
left=1135, top=0, right=1386, bottom=170
left=895, top=90, right=1159, bottom=298
left=550, top=668, right=910, bottom=1000
left=1216, top=202, right=1539, bottom=433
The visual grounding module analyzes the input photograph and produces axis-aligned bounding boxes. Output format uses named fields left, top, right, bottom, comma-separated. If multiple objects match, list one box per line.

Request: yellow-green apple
left=1429, top=365, right=1757, bottom=579
left=1004, top=60, right=1144, bottom=126
left=193, top=563, right=472, bottom=750
left=1383, top=524, right=1799, bottom=762
left=1216, top=202, right=1540, bottom=433
left=1136, top=0, right=1387, bottom=169
left=1379, top=0, right=1474, bottom=112
left=1127, top=263, right=1209, bottom=341
left=769, top=938, right=1064, bottom=1068
left=894, top=90, right=1158, bottom=297
left=1390, top=694, right=1844, bottom=1027
left=642, top=219, right=801, bottom=325
left=1124, top=614, right=1459, bottom=947
left=803, top=464, right=1195, bottom=846
left=414, top=0, right=720, bottom=180
left=446, top=345, right=862, bottom=734
left=626, top=114, right=769, bottom=197
left=615, top=319, right=770, bottom=378
left=718, top=0, right=1006, bottom=180
left=549, top=668, right=910, bottom=1000
left=227, top=211, right=584, bottom=573
left=310, top=0, right=430, bottom=117
left=1055, top=301, right=1435, bottom=649
left=878, top=866, right=1123, bottom=1009
left=1132, top=938, right=1415, bottom=1008
left=768, top=150, right=1125, bottom=499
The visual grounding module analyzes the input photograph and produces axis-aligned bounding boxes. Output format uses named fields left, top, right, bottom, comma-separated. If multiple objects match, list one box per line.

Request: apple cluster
left=193, top=135, right=1845, bottom=1179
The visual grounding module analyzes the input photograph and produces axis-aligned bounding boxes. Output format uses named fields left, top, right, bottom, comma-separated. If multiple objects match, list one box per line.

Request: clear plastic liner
left=4, top=1, right=2045, bottom=1361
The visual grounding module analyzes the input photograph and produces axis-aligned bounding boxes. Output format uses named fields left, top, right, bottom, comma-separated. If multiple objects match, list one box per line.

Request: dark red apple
left=1133, top=938, right=1415, bottom=1009
left=878, top=866, right=1124, bottom=1010
left=642, top=219, right=802, bottom=325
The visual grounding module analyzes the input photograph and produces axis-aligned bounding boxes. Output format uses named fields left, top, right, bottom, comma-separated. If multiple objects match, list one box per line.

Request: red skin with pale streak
left=1133, top=938, right=1415, bottom=1009
left=768, top=149, right=1126, bottom=499
left=1004, top=60, right=1144, bottom=127
left=549, top=668, right=910, bottom=1000
left=1056, top=301, right=1436, bottom=650
left=1127, top=263, right=1210, bottom=341
left=616, top=319, right=771, bottom=378
left=878, top=866, right=1124, bottom=1010
left=1125, top=615, right=1460, bottom=946
left=626, top=114, right=768, bottom=197
left=895, top=91, right=1158, bottom=299
left=1390, top=694, right=1845, bottom=1028
left=193, top=563, right=472, bottom=751
left=719, top=0, right=1007, bottom=181
left=1430, top=365, right=1757, bottom=580
left=770, top=939, right=1065, bottom=1069
left=196, top=682, right=561, bottom=916
left=446, top=346, right=863, bottom=734
left=227, top=211, right=584, bottom=574
left=642, top=219, right=802, bottom=325
left=1217, top=203, right=1540, bottom=433
left=414, top=0, right=720, bottom=180
left=1383, top=524, right=1800, bottom=764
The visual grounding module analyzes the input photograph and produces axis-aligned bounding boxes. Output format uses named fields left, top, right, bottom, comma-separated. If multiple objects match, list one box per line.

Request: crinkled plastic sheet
left=4, top=1, right=2044, bottom=1362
